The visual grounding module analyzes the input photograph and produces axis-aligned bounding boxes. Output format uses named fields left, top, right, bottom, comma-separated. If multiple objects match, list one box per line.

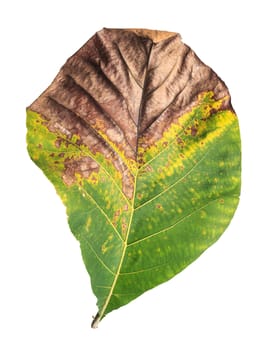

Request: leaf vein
left=85, top=239, right=116, bottom=275
left=145, top=47, right=190, bottom=98
left=135, top=148, right=210, bottom=210
left=120, top=262, right=167, bottom=275
left=114, top=44, right=143, bottom=89
left=138, top=98, right=202, bottom=169
left=89, top=60, right=137, bottom=125
left=65, top=74, right=137, bottom=154
left=34, top=109, right=131, bottom=205
left=78, top=185, right=123, bottom=242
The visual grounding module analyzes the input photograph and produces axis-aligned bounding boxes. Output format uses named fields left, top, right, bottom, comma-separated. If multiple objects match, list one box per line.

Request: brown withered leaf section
left=29, top=28, right=231, bottom=198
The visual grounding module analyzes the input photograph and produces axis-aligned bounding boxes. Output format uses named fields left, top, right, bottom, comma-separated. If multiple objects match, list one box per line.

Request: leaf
left=26, top=28, right=241, bottom=327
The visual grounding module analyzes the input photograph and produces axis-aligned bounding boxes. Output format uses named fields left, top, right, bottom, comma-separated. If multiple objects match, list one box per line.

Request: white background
left=1, top=0, right=260, bottom=349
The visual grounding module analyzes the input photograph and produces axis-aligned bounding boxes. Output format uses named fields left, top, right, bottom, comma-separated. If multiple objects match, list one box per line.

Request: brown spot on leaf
left=145, top=165, right=153, bottom=172
left=62, top=156, right=100, bottom=186
left=122, top=222, right=127, bottom=233
left=191, top=126, right=198, bottom=136
left=107, top=128, right=124, bottom=143
left=123, top=204, right=129, bottom=211
left=156, top=203, right=163, bottom=211
left=55, top=138, right=62, bottom=148
left=112, top=208, right=124, bottom=227
left=176, top=137, right=184, bottom=146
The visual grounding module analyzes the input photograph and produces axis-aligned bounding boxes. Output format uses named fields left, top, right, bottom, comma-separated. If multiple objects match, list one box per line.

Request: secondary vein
left=134, top=148, right=210, bottom=211
left=128, top=197, right=224, bottom=247
left=78, top=185, right=123, bottom=242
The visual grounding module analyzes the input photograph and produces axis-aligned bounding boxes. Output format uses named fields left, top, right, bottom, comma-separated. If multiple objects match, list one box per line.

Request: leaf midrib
left=135, top=40, right=154, bottom=154
left=93, top=41, right=154, bottom=326
left=92, top=176, right=137, bottom=327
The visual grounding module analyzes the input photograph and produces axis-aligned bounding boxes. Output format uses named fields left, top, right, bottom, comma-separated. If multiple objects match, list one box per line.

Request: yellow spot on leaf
left=101, top=243, right=108, bottom=254
left=86, top=217, right=92, bottom=231
left=200, top=210, right=207, bottom=219
left=87, top=172, right=99, bottom=185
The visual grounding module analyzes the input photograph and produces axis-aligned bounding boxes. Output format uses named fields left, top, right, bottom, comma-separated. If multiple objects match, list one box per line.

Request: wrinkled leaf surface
left=26, top=28, right=241, bottom=327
